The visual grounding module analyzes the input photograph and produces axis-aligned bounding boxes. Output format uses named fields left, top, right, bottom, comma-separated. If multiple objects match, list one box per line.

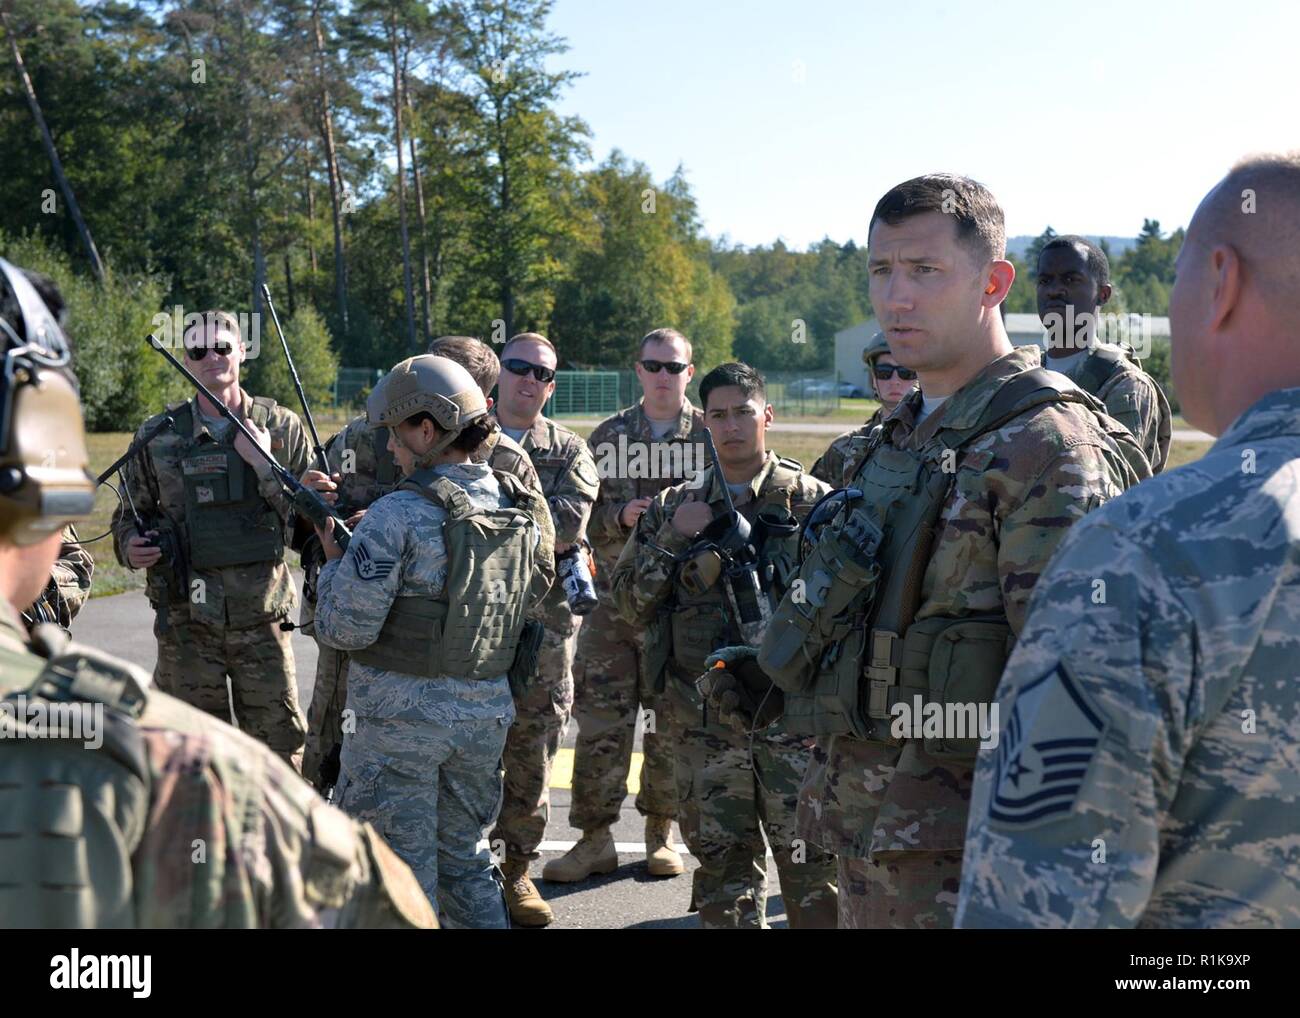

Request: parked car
left=839, top=381, right=867, bottom=398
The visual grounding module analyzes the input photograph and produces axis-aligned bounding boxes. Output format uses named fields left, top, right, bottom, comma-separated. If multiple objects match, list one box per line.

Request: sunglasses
left=873, top=364, right=917, bottom=381
left=502, top=358, right=556, bottom=383
left=186, top=341, right=237, bottom=360
left=639, top=359, right=689, bottom=375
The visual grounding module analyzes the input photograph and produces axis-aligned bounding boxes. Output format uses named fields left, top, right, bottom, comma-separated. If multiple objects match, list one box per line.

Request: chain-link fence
left=331, top=367, right=845, bottom=416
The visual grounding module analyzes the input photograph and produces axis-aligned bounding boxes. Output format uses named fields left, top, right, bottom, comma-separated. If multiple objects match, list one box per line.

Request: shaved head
left=1172, top=152, right=1300, bottom=435
left=1194, top=152, right=1300, bottom=309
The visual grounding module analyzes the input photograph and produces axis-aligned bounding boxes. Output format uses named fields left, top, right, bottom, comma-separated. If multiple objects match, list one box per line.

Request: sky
left=546, top=0, right=1299, bottom=250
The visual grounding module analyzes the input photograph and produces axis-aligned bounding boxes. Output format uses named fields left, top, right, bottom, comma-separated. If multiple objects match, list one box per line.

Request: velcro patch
left=353, top=541, right=396, bottom=582
left=987, top=660, right=1107, bottom=829
left=183, top=454, right=228, bottom=475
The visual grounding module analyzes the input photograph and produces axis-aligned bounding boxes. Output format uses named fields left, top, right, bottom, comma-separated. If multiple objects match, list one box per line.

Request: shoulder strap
left=943, top=367, right=1097, bottom=452
left=762, top=457, right=804, bottom=508
left=398, top=467, right=475, bottom=518
left=1074, top=347, right=1127, bottom=397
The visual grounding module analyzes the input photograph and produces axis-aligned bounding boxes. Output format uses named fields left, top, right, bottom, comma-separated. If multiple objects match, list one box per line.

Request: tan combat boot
left=502, top=855, right=553, bottom=927
left=645, top=815, right=685, bottom=877
left=540, top=828, right=618, bottom=883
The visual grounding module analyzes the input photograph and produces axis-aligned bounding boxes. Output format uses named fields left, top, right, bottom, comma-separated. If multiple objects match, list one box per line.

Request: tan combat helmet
left=367, top=354, right=489, bottom=459
left=860, top=331, right=890, bottom=369
left=0, top=258, right=94, bottom=546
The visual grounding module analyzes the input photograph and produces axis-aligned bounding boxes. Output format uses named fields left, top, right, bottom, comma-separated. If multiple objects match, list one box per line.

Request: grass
left=83, top=418, right=1207, bottom=600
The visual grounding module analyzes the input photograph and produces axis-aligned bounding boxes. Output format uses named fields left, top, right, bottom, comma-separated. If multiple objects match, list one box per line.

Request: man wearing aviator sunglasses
left=543, top=327, right=707, bottom=886
left=485, top=332, right=601, bottom=926
left=112, top=310, right=314, bottom=770
left=811, top=332, right=918, bottom=486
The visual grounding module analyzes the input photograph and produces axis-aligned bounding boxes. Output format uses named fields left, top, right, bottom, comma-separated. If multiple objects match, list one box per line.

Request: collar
left=633, top=398, right=700, bottom=441
left=702, top=451, right=779, bottom=508
left=190, top=388, right=253, bottom=441
left=890, top=346, right=1042, bottom=444
left=1212, top=387, right=1300, bottom=451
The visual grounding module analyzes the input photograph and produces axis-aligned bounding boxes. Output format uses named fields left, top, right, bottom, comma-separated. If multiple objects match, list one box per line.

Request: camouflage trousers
left=571, top=599, right=677, bottom=830
left=490, top=622, right=578, bottom=859
left=336, top=713, right=510, bottom=929
left=835, top=852, right=963, bottom=929
left=153, top=611, right=305, bottom=771
left=303, top=639, right=349, bottom=791
left=666, top=678, right=838, bottom=929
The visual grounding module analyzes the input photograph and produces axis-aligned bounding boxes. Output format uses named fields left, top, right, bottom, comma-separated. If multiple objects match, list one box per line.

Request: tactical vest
left=174, top=398, right=286, bottom=569
left=350, top=468, right=545, bottom=680
left=1074, top=346, right=1173, bottom=473
left=0, top=626, right=151, bottom=928
left=651, top=459, right=804, bottom=687
left=760, top=369, right=1147, bottom=758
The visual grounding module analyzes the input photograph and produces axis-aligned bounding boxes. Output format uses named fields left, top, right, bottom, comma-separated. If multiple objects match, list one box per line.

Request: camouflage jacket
left=305, top=415, right=555, bottom=618
left=504, top=414, right=600, bottom=631
left=957, top=386, right=1300, bottom=929
left=0, top=597, right=435, bottom=929
left=1051, top=346, right=1171, bottom=473
left=810, top=407, right=886, bottom=486
left=611, top=452, right=829, bottom=677
left=110, top=390, right=311, bottom=629
left=23, top=524, right=93, bottom=632
left=806, top=345, right=1146, bottom=860
left=586, top=399, right=708, bottom=589
left=314, top=461, right=538, bottom=724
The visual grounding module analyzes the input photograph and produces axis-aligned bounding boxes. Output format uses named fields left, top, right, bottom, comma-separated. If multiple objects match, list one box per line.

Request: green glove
left=697, top=646, right=785, bottom=732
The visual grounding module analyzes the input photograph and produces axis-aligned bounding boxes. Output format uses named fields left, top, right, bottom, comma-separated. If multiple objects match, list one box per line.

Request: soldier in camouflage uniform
left=312, top=355, right=551, bottom=929
left=482, top=333, right=599, bottom=926
left=544, top=328, right=706, bottom=883
left=741, top=175, right=1149, bottom=929
left=21, top=524, right=93, bottom=632
left=301, top=336, right=555, bottom=791
left=1037, top=235, right=1172, bottom=472
left=111, top=311, right=311, bottom=769
left=811, top=333, right=918, bottom=486
left=0, top=259, right=435, bottom=930
left=958, top=155, right=1300, bottom=928
left=612, top=363, right=838, bottom=928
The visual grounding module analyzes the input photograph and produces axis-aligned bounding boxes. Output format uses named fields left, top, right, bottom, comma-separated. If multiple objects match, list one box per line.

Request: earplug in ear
left=985, top=283, right=997, bottom=295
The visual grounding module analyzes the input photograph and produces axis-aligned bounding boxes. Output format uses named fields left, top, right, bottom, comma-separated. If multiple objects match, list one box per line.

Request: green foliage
left=0, top=229, right=174, bottom=431
left=245, top=305, right=340, bottom=413
left=1139, top=339, right=1179, bottom=415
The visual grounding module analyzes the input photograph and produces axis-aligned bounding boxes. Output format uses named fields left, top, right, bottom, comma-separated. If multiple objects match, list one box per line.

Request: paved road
left=74, top=577, right=795, bottom=929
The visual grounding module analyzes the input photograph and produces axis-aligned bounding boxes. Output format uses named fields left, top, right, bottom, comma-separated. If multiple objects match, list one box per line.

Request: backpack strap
left=250, top=396, right=277, bottom=429
left=1072, top=346, right=1128, bottom=398
left=399, top=467, right=475, bottom=518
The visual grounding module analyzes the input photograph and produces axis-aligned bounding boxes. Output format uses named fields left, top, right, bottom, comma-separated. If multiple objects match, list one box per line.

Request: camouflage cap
left=861, top=331, right=891, bottom=367
left=367, top=354, right=488, bottom=434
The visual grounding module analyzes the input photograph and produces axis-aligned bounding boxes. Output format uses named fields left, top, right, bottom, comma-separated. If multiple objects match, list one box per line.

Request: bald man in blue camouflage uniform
left=959, top=154, right=1300, bottom=928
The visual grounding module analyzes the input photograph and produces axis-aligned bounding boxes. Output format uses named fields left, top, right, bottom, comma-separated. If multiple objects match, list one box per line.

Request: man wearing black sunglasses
left=811, top=332, right=918, bottom=485
left=112, top=310, right=314, bottom=770
left=486, top=332, right=600, bottom=926
left=543, top=328, right=706, bottom=885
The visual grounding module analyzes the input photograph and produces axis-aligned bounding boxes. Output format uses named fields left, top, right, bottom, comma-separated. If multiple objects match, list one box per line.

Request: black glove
left=697, top=646, right=785, bottom=732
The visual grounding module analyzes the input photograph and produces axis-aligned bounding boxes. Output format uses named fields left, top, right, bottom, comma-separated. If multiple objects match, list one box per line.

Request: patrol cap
left=367, top=354, right=488, bottom=434
left=861, top=331, right=891, bottom=367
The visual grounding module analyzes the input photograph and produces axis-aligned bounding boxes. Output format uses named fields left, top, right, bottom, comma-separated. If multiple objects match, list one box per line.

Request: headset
left=0, top=257, right=96, bottom=546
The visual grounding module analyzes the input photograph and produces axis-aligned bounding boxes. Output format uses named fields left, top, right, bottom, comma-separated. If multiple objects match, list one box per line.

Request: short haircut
left=869, top=173, right=1006, bottom=265
left=699, top=362, right=766, bottom=410
left=501, top=331, right=558, bottom=362
left=428, top=335, right=500, bottom=395
left=1041, top=235, right=1111, bottom=287
left=184, top=309, right=241, bottom=343
left=1201, top=153, right=1300, bottom=299
left=639, top=327, right=693, bottom=363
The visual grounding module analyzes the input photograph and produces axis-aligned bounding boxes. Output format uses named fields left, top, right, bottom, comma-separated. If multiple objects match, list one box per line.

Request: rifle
left=145, top=335, right=353, bottom=551
left=261, top=284, right=328, bottom=473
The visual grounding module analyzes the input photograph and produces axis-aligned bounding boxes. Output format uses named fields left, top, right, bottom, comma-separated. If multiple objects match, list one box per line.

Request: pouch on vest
left=507, top=618, right=546, bottom=699
left=179, top=402, right=285, bottom=569
left=895, top=614, right=1012, bottom=760
left=0, top=630, right=151, bottom=928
